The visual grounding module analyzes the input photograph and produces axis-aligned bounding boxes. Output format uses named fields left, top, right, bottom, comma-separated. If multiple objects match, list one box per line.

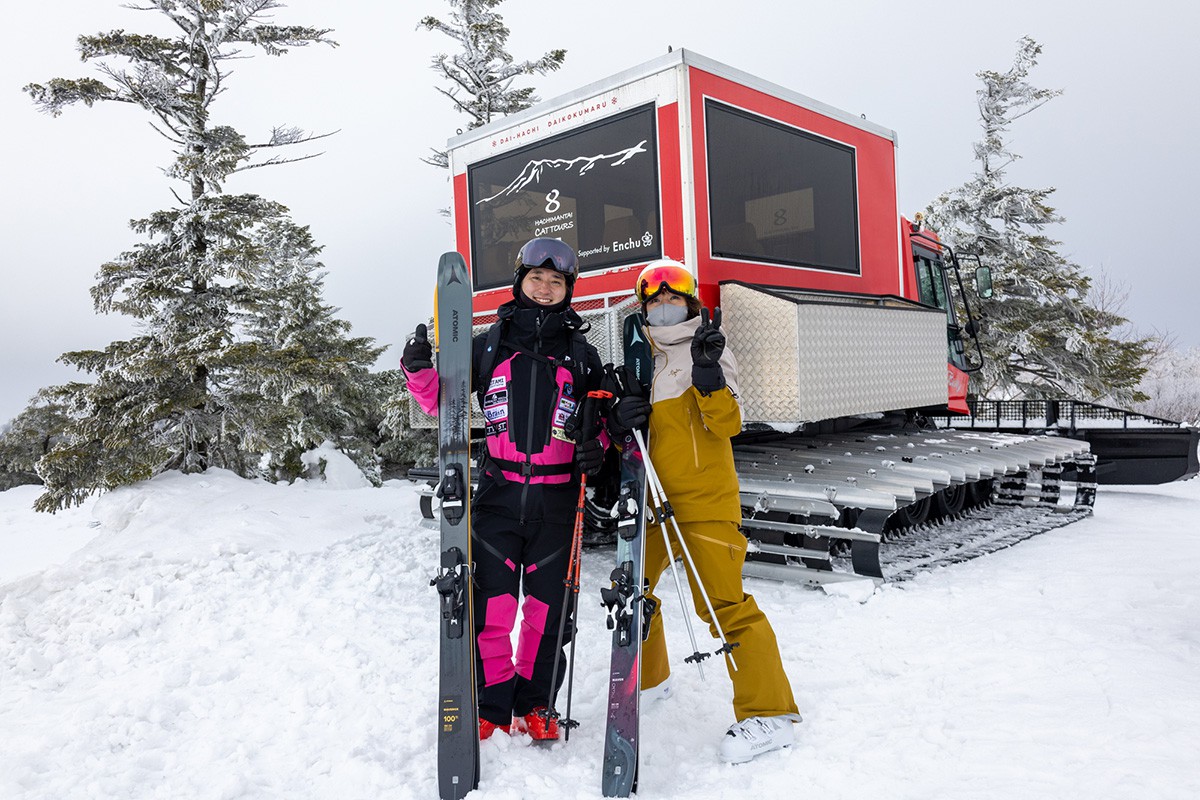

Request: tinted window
left=467, top=104, right=661, bottom=291
left=705, top=100, right=859, bottom=273
left=912, top=249, right=967, bottom=367
left=914, top=253, right=948, bottom=309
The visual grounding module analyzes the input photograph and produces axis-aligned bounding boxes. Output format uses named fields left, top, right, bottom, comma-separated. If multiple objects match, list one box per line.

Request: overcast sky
left=3, top=0, right=1198, bottom=424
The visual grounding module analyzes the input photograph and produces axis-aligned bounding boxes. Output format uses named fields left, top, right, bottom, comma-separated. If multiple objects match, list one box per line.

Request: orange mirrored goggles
left=635, top=263, right=697, bottom=304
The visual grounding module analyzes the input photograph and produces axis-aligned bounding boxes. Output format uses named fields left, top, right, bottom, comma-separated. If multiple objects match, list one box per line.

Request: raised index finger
left=712, top=307, right=722, bottom=330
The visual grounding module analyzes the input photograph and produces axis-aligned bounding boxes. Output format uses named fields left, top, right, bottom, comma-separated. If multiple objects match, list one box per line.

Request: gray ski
left=432, top=251, right=479, bottom=800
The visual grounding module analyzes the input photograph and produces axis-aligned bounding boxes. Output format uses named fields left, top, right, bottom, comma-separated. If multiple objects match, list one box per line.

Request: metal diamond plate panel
left=722, top=283, right=801, bottom=423
left=722, top=283, right=947, bottom=425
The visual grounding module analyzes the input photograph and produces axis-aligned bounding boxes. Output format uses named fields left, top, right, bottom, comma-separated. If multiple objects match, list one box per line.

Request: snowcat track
left=738, top=429, right=1096, bottom=585
left=857, top=502, right=1092, bottom=582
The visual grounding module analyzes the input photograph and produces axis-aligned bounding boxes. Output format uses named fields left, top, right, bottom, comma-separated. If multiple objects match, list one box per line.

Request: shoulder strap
left=561, top=330, right=592, bottom=440
left=476, top=320, right=506, bottom=408
left=569, top=330, right=589, bottom=390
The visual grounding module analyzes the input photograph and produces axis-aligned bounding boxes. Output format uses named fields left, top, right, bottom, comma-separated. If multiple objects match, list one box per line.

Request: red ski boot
left=513, top=708, right=559, bottom=741
left=479, top=719, right=511, bottom=740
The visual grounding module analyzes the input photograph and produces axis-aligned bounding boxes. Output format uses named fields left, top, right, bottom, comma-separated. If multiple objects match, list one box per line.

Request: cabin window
left=705, top=100, right=860, bottom=274
left=912, top=247, right=969, bottom=368
left=467, top=104, right=662, bottom=291
left=913, top=253, right=948, bottom=310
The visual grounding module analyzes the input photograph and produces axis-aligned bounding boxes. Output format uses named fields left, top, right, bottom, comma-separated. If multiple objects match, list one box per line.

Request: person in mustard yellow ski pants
left=640, top=518, right=798, bottom=722
left=607, top=258, right=800, bottom=764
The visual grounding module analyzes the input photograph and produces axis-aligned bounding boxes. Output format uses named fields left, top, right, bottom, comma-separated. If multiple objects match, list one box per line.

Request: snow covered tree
left=924, top=36, right=1153, bottom=404
left=374, top=370, right=438, bottom=476
left=419, top=0, right=566, bottom=168
left=23, top=1, right=383, bottom=511
left=222, top=220, right=388, bottom=483
left=0, top=397, right=71, bottom=490
left=1134, top=346, right=1200, bottom=426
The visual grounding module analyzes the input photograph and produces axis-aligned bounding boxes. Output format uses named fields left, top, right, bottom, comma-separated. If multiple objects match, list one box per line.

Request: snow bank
left=2, top=474, right=1198, bottom=799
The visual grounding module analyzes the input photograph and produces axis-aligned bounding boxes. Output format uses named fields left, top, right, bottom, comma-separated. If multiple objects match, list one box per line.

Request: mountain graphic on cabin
left=477, top=141, right=649, bottom=204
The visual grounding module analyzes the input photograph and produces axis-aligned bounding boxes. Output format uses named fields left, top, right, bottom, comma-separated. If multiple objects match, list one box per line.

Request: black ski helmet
left=513, top=237, right=578, bottom=303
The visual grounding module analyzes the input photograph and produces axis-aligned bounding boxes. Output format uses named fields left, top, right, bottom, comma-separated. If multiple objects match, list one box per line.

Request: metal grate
left=930, top=398, right=1186, bottom=431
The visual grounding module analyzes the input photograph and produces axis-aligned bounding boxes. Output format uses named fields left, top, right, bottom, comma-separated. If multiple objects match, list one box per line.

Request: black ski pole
left=542, top=389, right=611, bottom=737
left=562, top=389, right=612, bottom=739
left=541, top=485, right=584, bottom=733
left=559, top=521, right=584, bottom=739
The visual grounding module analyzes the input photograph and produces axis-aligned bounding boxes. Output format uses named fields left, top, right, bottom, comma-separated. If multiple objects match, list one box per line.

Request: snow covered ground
left=3, top=450, right=1198, bottom=799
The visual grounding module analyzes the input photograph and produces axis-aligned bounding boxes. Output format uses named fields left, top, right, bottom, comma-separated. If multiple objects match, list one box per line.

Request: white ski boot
left=718, top=715, right=794, bottom=763
left=640, top=676, right=673, bottom=704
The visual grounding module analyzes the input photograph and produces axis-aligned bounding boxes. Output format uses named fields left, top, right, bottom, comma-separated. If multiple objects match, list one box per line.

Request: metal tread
left=867, top=503, right=1093, bottom=582
left=735, top=427, right=1097, bottom=585
left=742, top=502, right=1092, bottom=586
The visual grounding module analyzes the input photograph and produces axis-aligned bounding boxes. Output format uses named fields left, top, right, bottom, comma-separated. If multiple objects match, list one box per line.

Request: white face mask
left=646, top=303, right=689, bottom=327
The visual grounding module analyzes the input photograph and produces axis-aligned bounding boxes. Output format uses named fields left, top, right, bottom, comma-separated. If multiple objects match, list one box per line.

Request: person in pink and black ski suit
left=402, top=238, right=607, bottom=741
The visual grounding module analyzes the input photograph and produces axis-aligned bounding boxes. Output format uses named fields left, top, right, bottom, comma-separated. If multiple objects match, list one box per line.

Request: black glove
left=691, top=307, right=726, bottom=395
left=575, top=437, right=605, bottom=476
left=691, top=307, right=725, bottom=366
left=609, top=395, right=651, bottom=437
left=603, top=364, right=651, bottom=437
left=402, top=323, right=433, bottom=371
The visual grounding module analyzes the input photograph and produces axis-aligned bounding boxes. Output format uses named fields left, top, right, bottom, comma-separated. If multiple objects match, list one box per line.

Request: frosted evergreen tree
left=0, top=397, right=70, bottom=490
left=1135, top=346, right=1200, bottom=426
left=925, top=36, right=1152, bottom=403
left=374, top=370, right=438, bottom=474
left=23, top=1, right=380, bottom=511
left=224, top=220, right=387, bottom=483
left=419, top=0, right=566, bottom=168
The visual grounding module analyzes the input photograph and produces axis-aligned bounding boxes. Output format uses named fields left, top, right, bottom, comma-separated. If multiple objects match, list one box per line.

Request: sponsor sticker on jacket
left=483, top=389, right=508, bottom=409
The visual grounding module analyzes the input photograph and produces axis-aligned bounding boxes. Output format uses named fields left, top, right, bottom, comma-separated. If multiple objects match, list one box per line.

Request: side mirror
left=975, top=265, right=994, bottom=299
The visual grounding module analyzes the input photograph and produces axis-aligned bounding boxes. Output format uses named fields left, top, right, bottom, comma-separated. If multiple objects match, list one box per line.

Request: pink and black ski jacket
left=404, top=301, right=607, bottom=523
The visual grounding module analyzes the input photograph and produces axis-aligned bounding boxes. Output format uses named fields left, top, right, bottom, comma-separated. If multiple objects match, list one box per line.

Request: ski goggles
left=516, top=237, right=578, bottom=279
left=635, top=262, right=696, bottom=304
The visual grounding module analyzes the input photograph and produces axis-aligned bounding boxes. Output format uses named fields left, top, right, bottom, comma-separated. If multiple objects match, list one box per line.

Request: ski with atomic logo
left=431, top=251, right=479, bottom=800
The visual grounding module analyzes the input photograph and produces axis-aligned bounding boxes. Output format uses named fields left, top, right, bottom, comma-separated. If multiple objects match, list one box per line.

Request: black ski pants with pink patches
left=472, top=507, right=573, bottom=725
